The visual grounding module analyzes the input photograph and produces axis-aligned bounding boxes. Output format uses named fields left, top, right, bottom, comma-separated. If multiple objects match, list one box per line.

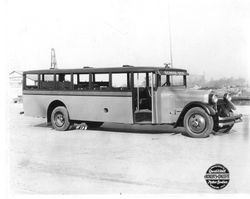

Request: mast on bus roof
left=167, top=0, right=173, bottom=68
left=50, top=48, right=57, bottom=69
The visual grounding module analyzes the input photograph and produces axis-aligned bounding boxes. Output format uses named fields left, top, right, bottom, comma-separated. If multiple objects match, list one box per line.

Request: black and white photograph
left=3, top=0, right=250, bottom=196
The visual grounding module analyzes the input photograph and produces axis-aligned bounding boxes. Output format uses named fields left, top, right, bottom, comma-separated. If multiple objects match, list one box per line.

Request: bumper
left=218, top=114, right=243, bottom=128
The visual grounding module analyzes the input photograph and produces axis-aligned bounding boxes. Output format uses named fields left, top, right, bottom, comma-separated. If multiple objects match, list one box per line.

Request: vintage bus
left=23, top=65, right=242, bottom=138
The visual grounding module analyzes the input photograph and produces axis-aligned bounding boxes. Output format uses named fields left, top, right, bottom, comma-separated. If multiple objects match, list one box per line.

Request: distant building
left=9, top=71, right=23, bottom=88
left=9, top=71, right=23, bottom=99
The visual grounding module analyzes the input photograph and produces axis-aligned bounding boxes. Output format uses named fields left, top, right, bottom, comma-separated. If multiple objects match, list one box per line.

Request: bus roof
left=23, top=66, right=188, bottom=75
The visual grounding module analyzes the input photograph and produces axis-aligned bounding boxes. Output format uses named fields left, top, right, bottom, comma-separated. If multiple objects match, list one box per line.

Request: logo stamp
left=204, top=164, right=230, bottom=190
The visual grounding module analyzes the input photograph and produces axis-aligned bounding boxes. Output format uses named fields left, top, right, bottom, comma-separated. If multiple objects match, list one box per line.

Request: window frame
left=91, top=72, right=111, bottom=91
left=39, top=74, right=56, bottom=90
left=23, top=70, right=160, bottom=92
left=24, top=73, right=39, bottom=90
left=73, top=73, right=90, bottom=90
left=157, top=74, right=187, bottom=87
left=55, top=73, right=72, bottom=90
left=132, top=72, right=157, bottom=88
left=110, top=72, right=131, bottom=91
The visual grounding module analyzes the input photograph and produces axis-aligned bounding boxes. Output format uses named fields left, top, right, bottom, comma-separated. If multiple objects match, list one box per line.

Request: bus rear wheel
left=184, top=107, right=214, bottom=138
left=51, top=106, right=70, bottom=131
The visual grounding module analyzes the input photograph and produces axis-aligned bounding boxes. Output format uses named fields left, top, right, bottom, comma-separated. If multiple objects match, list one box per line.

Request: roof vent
left=122, top=65, right=134, bottom=67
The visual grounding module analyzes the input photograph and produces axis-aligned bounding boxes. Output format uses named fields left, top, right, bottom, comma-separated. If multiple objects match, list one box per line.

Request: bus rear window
left=25, top=74, right=38, bottom=89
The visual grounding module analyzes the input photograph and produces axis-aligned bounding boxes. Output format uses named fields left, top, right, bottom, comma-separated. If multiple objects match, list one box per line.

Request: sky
left=5, top=0, right=250, bottom=80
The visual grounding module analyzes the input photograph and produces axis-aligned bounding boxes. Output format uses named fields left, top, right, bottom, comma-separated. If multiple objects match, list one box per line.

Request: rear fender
left=174, top=101, right=216, bottom=127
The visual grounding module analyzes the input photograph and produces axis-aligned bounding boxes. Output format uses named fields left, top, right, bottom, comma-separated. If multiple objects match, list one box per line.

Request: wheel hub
left=188, top=114, right=206, bottom=134
left=55, top=112, right=65, bottom=127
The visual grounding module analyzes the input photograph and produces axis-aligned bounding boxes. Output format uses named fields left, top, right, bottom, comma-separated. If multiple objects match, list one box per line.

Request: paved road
left=8, top=104, right=250, bottom=194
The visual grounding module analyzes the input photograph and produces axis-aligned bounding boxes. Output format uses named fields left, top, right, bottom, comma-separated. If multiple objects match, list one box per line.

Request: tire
left=86, top=121, right=103, bottom=128
left=51, top=106, right=70, bottom=131
left=184, top=107, right=214, bottom=138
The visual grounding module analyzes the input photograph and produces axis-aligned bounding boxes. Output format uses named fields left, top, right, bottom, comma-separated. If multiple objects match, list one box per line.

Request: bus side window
left=55, top=74, right=71, bottom=90
left=93, top=73, right=109, bottom=90
left=133, top=73, right=146, bottom=87
left=112, top=73, right=128, bottom=91
left=25, top=74, right=38, bottom=90
left=73, top=74, right=89, bottom=90
left=40, top=74, right=54, bottom=90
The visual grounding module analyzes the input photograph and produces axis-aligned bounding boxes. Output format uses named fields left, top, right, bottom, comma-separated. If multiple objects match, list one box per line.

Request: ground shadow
left=34, top=122, right=49, bottom=128
left=78, top=122, right=185, bottom=135
left=33, top=121, right=236, bottom=138
left=33, top=122, right=186, bottom=135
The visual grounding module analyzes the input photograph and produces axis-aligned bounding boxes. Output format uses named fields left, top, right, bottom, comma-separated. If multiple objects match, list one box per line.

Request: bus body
left=23, top=65, right=242, bottom=138
left=23, top=90, right=133, bottom=124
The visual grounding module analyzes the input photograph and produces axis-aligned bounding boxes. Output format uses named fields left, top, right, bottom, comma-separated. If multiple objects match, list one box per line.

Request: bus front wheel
left=51, top=106, right=70, bottom=131
left=184, top=107, right=214, bottom=138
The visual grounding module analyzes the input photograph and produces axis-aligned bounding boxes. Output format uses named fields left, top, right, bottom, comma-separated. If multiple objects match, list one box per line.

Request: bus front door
left=133, top=72, right=155, bottom=123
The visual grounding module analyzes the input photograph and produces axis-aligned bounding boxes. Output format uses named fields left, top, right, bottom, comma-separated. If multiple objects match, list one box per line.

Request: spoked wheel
left=184, top=107, right=214, bottom=138
left=51, top=106, right=70, bottom=131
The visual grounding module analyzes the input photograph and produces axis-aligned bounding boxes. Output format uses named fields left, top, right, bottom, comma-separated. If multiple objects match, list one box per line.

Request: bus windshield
left=160, top=75, right=186, bottom=87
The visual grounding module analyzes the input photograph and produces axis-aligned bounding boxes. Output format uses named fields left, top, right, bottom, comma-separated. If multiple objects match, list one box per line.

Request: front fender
left=174, top=101, right=216, bottom=127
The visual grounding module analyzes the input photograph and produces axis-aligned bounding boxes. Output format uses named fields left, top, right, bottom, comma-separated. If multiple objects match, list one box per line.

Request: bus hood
left=155, top=87, right=212, bottom=123
left=156, top=87, right=211, bottom=107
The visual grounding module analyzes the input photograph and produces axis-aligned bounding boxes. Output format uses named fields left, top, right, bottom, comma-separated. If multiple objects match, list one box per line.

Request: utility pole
left=50, top=48, right=57, bottom=69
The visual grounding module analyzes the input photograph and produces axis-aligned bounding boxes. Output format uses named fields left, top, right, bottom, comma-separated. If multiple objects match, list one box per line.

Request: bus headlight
left=224, top=93, right=232, bottom=101
left=209, top=94, right=218, bottom=104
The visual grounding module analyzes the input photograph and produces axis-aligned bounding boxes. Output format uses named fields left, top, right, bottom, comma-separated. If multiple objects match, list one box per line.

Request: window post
left=89, top=73, right=93, bottom=90
left=23, top=74, right=26, bottom=90
left=146, top=72, right=149, bottom=87
left=38, top=73, right=40, bottom=89
left=151, top=72, right=156, bottom=123
left=184, top=75, right=187, bottom=88
left=109, top=73, right=112, bottom=89
left=71, top=73, right=74, bottom=90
